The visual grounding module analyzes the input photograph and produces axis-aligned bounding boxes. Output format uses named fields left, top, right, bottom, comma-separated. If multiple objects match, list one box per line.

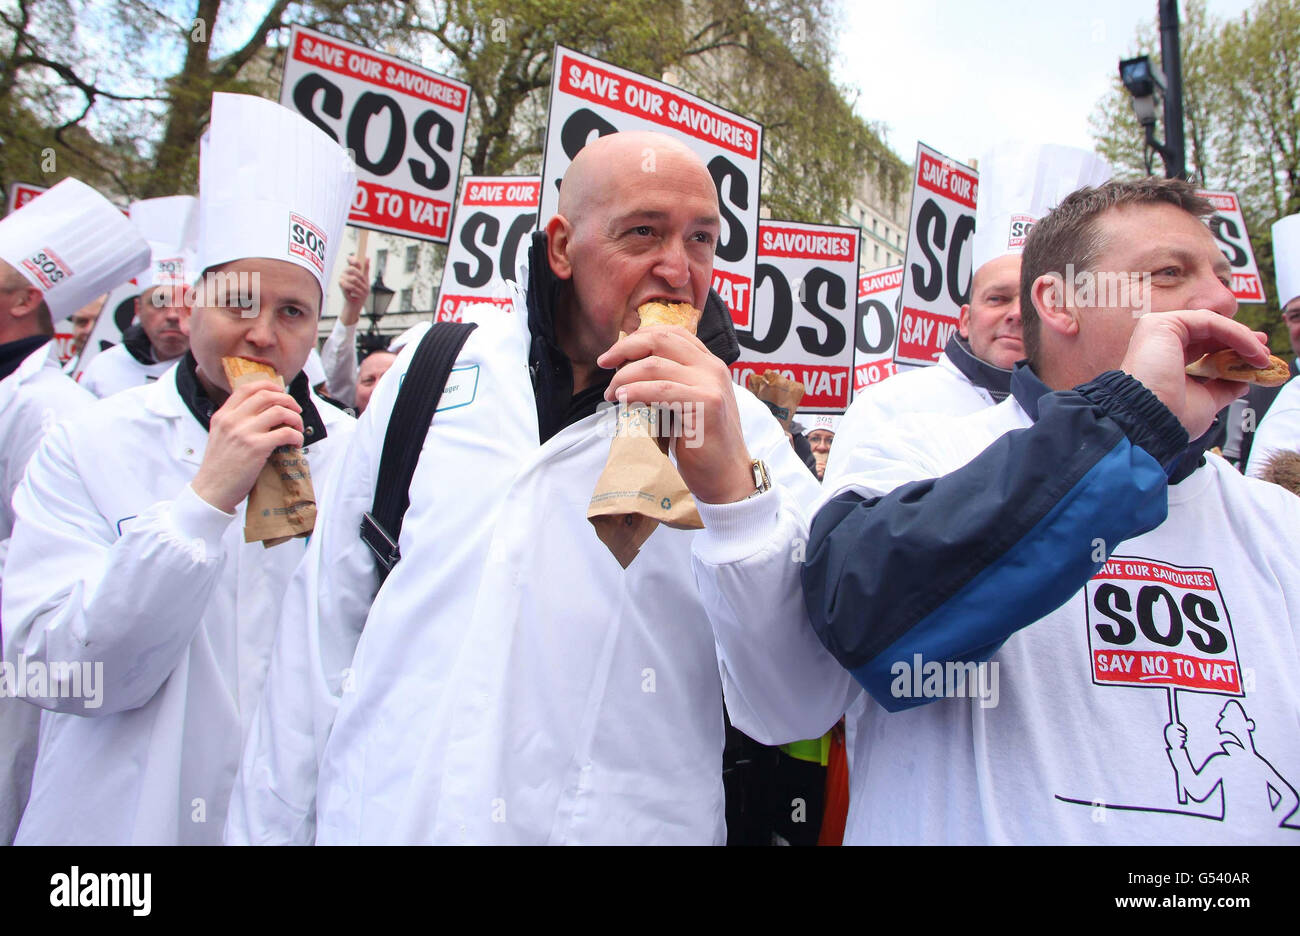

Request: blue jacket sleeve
left=801, top=371, right=1189, bottom=712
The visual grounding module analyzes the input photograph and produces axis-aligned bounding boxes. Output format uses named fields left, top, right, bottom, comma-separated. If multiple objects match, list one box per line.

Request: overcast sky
left=835, top=0, right=1255, bottom=166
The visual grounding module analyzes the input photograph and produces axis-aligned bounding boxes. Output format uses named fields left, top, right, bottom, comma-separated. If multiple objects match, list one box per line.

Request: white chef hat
left=198, top=93, right=357, bottom=302
left=1273, top=213, right=1300, bottom=309
left=971, top=142, right=1113, bottom=272
left=0, top=177, right=150, bottom=318
left=129, top=195, right=199, bottom=289
left=808, top=413, right=840, bottom=434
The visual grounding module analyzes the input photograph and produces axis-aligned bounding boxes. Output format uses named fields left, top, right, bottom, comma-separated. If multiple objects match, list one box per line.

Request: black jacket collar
left=944, top=333, right=1012, bottom=401
left=121, top=322, right=158, bottom=366
left=523, top=231, right=741, bottom=443
left=0, top=335, right=50, bottom=381
left=1011, top=362, right=1211, bottom=484
left=174, top=351, right=328, bottom=443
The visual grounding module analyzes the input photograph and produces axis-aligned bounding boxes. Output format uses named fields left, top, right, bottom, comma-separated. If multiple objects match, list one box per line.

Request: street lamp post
left=360, top=271, right=395, bottom=354
left=1118, top=1, right=1187, bottom=180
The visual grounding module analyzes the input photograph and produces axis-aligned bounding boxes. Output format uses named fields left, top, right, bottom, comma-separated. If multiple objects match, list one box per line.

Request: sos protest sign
left=732, top=220, right=860, bottom=413
left=1087, top=556, right=1244, bottom=696
left=854, top=266, right=905, bottom=394
left=5, top=182, right=46, bottom=216
left=539, top=46, right=762, bottom=328
left=895, top=143, right=978, bottom=367
left=1197, top=190, right=1264, bottom=304
left=280, top=25, right=470, bottom=243
left=434, top=176, right=540, bottom=322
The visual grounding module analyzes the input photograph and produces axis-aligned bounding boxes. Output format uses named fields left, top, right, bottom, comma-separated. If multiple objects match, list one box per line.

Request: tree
left=0, top=1, right=411, bottom=200
left=1090, top=0, right=1300, bottom=350
left=411, top=0, right=905, bottom=223
left=1, top=0, right=902, bottom=226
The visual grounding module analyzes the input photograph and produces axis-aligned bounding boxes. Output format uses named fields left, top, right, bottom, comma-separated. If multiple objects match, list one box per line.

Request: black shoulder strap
left=360, top=321, right=478, bottom=580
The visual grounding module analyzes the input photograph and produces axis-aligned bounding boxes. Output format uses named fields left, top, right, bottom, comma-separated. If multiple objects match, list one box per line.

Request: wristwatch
left=744, top=459, right=772, bottom=499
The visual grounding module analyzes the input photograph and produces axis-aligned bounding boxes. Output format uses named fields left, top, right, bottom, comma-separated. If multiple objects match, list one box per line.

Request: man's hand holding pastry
left=599, top=302, right=755, bottom=505
left=192, top=359, right=304, bottom=514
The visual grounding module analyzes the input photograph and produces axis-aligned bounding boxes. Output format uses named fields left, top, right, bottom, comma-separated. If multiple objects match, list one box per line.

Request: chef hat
left=1273, top=213, right=1300, bottom=309
left=971, top=143, right=1113, bottom=272
left=808, top=413, right=840, bottom=434
left=198, top=93, right=357, bottom=301
left=0, top=177, right=150, bottom=318
left=129, top=195, right=199, bottom=289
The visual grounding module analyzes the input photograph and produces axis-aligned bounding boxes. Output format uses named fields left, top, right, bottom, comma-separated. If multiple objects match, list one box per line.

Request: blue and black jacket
left=801, top=365, right=1206, bottom=712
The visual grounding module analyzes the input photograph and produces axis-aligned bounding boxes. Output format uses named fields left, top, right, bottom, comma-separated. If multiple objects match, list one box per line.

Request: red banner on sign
left=758, top=225, right=856, bottom=262
left=435, top=294, right=512, bottom=322
left=915, top=150, right=978, bottom=210
left=556, top=53, right=758, bottom=159
left=290, top=31, right=467, bottom=111
left=1092, top=650, right=1241, bottom=693
left=859, top=268, right=903, bottom=299
left=463, top=180, right=541, bottom=207
left=712, top=267, right=753, bottom=329
left=1093, top=559, right=1217, bottom=591
left=896, top=306, right=956, bottom=364
left=350, top=179, right=452, bottom=239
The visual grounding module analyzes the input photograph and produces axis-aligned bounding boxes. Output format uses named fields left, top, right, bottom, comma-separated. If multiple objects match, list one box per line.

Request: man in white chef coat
left=80, top=196, right=199, bottom=398
left=3, top=93, right=357, bottom=844
left=829, top=145, right=1113, bottom=482
left=228, top=130, right=826, bottom=845
left=0, top=176, right=151, bottom=845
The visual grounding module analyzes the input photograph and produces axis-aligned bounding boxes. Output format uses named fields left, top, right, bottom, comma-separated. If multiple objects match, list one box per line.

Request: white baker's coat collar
left=0, top=341, right=61, bottom=413
left=140, top=361, right=205, bottom=467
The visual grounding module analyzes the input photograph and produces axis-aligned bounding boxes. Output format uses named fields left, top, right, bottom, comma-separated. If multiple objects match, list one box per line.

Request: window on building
left=376, top=249, right=388, bottom=276
left=400, top=287, right=413, bottom=312
left=405, top=245, right=418, bottom=273
left=872, top=219, right=878, bottom=234
left=874, top=244, right=880, bottom=262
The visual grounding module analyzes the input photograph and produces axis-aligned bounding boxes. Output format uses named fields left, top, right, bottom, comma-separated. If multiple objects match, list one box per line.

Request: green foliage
left=1090, top=0, right=1300, bottom=352
left=0, top=0, right=898, bottom=227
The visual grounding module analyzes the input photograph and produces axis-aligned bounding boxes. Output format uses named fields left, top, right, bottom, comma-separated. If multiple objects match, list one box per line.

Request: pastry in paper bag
left=221, top=356, right=318, bottom=547
left=587, top=301, right=705, bottom=568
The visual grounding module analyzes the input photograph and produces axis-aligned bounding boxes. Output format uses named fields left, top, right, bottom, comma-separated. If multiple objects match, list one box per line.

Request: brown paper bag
left=746, top=370, right=805, bottom=433
left=588, top=402, right=703, bottom=567
left=587, top=306, right=706, bottom=568
left=222, top=357, right=318, bottom=547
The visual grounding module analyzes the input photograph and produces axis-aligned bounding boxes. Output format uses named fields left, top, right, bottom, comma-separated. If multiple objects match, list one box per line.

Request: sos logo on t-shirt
left=21, top=247, right=73, bottom=290
left=288, top=212, right=327, bottom=275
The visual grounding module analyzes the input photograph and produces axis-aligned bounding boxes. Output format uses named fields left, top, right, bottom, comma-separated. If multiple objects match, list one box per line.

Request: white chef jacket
left=0, top=339, right=93, bottom=844
left=78, top=342, right=177, bottom=398
left=3, top=364, right=355, bottom=844
left=826, top=352, right=995, bottom=483
left=227, top=268, right=837, bottom=845
left=319, top=317, right=357, bottom=406
left=1245, top=377, right=1300, bottom=479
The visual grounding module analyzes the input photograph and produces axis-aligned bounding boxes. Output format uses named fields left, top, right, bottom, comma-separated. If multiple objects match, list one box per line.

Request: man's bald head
left=556, top=131, right=717, bottom=229
left=0, top=258, right=52, bottom=341
left=544, top=130, right=722, bottom=387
